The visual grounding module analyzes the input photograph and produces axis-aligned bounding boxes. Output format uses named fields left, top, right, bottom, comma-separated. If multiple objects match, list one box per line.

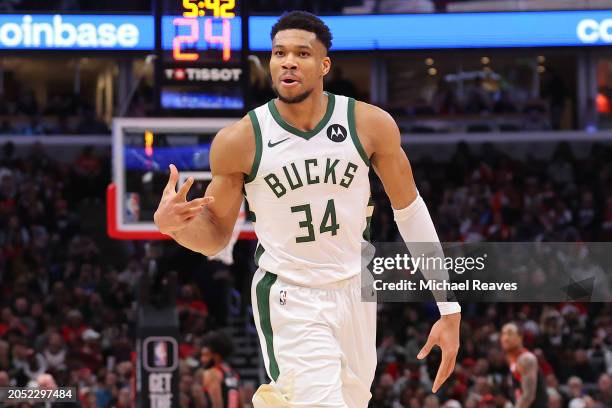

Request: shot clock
left=156, top=0, right=248, bottom=115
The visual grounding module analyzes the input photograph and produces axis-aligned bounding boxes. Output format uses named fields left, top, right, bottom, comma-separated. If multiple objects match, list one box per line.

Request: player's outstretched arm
left=355, top=100, right=461, bottom=393
left=154, top=116, right=254, bottom=256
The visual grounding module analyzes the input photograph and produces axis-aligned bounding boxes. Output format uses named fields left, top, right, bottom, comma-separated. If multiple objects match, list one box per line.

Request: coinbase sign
left=577, top=19, right=612, bottom=43
left=0, top=15, right=153, bottom=50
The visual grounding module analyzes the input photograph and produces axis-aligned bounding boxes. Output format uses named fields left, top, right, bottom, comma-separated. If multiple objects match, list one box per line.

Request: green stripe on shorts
left=256, top=271, right=279, bottom=381
left=254, top=243, right=265, bottom=266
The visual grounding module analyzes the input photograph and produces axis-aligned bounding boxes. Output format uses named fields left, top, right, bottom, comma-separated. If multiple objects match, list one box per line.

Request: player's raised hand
left=417, top=312, right=461, bottom=393
left=154, top=164, right=214, bottom=235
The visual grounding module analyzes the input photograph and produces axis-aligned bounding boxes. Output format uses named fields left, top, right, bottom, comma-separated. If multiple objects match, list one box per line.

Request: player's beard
left=272, top=84, right=312, bottom=104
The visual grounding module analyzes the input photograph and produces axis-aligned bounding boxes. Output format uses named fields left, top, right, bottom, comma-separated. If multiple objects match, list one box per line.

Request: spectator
left=42, top=332, right=67, bottom=373
left=595, top=373, right=612, bottom=406
left=0, top=341, right=10, bottom=371
left=36, top=372, right=58, bottom=389
left=0, top=370, right=10, bottom=386
left=573, top=349, right=598, bottom=383
left=117, top=258, right=143, bottom=290
left=10, top=338, right=48, bottom=387
left=61, top=310, right=89, bottom=346
left=115, top=387, right=132, bottom=408
left=423, top=394, right=440, bottom=408
left=377, top=331, right=405, bottom=365
left=548, top=387, right=563, bottom=408
left=95, top=371, right=119, bottom=408
left=564, top=376, right=585, bottom=400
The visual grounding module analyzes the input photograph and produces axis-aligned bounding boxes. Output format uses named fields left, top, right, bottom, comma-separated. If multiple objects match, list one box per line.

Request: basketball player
left=500, top=323, right=548, bottom=408
left=154, top=11, right=461, bottom=407
left=201, top=331, right=242, bottom=408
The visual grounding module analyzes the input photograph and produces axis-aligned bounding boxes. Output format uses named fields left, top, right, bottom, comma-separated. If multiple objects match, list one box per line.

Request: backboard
left=107, top=117, right=255, bottom=240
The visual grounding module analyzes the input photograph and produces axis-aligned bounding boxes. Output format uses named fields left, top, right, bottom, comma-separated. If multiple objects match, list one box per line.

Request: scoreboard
left=156, top=0, right=248, bottom=115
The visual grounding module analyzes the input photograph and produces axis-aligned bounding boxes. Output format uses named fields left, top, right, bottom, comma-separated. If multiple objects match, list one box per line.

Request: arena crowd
left=0, top=138, right=611, bottom=407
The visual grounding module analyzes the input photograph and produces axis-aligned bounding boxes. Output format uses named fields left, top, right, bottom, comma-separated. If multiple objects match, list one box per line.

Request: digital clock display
left=162, top=0, right=240, bottom=63
left=158, top=0, right=247, bottom=114
left=181, top=0, right=235, bottom=18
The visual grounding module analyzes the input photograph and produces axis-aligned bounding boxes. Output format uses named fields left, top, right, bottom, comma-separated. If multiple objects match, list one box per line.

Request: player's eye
left=299, top=51, right=310, bottom=57
left=274, top=50, right=284, bottom=57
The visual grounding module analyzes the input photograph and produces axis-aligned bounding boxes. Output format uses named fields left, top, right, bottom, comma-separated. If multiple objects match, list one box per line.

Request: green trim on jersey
left=348, top=97, right=370, bottom=167
left=256, top=272, right=279, bottom=381
left=245, top=110, right=263, bottom=183
left=254, top=243, right=265, bottom=266
left=363, top=197, right=374, bottom=241
left=363, top=216, right=372, bottom=241
left=267, top=93, right=336, bottom=140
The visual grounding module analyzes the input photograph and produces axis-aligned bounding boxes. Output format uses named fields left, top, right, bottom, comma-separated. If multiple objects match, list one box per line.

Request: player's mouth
left=280, top=76, right=300, bottom=88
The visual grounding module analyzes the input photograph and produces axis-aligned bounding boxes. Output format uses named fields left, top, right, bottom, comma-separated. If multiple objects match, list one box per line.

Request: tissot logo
left=327, top=124, right=347, bottom=142
left=164, top=68, right=242, bottom=82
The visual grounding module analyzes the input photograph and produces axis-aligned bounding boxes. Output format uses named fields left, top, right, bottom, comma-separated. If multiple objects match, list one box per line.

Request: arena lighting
left=0, top=15, right=140, bottom=48
left=144, top=131, right=154, bottom=158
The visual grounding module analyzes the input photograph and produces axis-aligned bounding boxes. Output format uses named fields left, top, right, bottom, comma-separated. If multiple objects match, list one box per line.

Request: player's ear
left=321, top=57, right=331, bottom=78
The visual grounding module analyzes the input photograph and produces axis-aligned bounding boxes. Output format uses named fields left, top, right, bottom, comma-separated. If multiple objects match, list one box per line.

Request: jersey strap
left=347, top=97, right=370, bottom=166
left=245, top=109, right=263, bottom=183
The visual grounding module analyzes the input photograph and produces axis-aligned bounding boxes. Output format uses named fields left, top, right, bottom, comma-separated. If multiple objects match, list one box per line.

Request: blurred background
left=0, top=1, right=611, bottom=407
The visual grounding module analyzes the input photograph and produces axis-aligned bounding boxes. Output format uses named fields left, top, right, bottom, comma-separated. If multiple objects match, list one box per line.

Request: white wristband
left=436, top=301, right=462, bottom=315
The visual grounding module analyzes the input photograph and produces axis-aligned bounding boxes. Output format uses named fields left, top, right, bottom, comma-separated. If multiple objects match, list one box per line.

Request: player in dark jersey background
left=500, top=323, right=549, bottom=408
left=200, top=331, right=243, bottom=408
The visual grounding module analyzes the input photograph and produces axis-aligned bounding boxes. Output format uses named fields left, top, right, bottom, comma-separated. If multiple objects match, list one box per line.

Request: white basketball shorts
left=251, top=268, right=377, bottom=408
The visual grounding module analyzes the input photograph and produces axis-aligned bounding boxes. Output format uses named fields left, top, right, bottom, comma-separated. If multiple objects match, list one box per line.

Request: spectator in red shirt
left=61, top=310, right=89, bottom=346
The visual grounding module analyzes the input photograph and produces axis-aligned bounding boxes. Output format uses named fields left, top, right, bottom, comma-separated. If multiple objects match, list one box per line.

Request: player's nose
left=281, top=54, right=298, bottom=70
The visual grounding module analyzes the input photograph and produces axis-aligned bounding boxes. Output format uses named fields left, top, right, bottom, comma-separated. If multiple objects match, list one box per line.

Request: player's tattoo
left=516, top=352, right=538, bottom=408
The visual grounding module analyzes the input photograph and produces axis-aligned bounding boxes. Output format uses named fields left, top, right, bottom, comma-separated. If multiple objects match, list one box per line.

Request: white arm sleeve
left=393, top=193, right=461, bottom=316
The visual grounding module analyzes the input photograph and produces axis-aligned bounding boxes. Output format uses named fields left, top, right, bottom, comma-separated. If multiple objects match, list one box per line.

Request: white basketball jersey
left=244, top=93, right=373, bottom=287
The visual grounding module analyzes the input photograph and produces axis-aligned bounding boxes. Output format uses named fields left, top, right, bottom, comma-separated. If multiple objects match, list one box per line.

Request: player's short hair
left=202, top=331, right=234, bottom=359
left=270, top=11, right=333, bottom=52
